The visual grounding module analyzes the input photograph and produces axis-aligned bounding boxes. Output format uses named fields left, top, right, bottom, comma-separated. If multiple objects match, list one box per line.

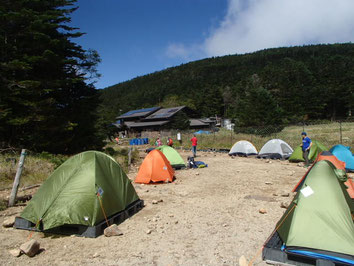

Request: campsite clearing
left=0, top=150, right=319, bottom=265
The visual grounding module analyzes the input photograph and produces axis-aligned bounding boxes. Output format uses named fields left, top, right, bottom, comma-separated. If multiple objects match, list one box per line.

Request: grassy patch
left=170, top=122, right=353, bottom=151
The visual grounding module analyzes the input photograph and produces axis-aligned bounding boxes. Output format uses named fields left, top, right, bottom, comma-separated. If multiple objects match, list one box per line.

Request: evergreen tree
left=235, top=75, right=284, bottom=127
left=0, top=0, right=103, bottom=153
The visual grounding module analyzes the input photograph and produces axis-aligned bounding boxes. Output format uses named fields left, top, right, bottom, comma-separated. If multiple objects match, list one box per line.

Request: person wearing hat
left=301, top=132, right=312, bottom=167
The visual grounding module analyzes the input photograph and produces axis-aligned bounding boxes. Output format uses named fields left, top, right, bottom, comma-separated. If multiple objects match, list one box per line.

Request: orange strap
left=97, top=193, right=110, bottom=227
left=248, top=204, right=297, bottom=266
left=27, top=220, right=41, bottom=240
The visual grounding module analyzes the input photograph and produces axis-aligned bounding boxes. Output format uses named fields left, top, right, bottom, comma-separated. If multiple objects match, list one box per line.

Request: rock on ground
left=9, top=248, right=22, bottom=257
left=2, top=216, right=15, bottom=228
left=20, top=239, right=40, bottom=257
left=104, top=224, right=123, bottom=237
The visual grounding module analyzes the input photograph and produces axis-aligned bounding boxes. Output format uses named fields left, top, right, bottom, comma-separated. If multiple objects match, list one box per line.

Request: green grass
left=168, top=122, right=353, bottom=151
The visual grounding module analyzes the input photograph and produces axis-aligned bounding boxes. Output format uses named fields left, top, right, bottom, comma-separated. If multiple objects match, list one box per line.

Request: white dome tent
left=258, top=139, right=293, bottom=159
left=229, top=140, right=258, bottom=157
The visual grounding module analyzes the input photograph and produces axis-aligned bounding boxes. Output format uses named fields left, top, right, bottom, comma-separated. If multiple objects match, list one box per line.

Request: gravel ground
left=0, top=150, right=309, bottom=265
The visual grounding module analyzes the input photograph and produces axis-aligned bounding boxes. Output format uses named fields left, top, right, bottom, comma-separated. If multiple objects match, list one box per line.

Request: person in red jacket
left=190, top=134, right=198, bottom=157
left=167, top=137, right=173, bottom=147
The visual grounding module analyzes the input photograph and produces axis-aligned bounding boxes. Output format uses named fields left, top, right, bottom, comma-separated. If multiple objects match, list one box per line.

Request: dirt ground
left=0, top=150, right=312, bottom=265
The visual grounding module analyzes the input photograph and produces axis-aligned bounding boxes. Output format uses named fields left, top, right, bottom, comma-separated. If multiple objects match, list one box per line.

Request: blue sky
left=71, top=0, right=228, bottom=89
left=71, top=0, right=354, bottom=89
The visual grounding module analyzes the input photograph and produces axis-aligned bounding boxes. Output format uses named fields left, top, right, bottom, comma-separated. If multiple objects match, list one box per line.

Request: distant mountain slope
left=99, top=43, right=354, bottom=127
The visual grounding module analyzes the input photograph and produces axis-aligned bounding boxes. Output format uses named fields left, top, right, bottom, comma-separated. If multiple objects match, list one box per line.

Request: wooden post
left=128, top=147, right=132, bottom=166
left=8, top=149, right=27, bottom=207
left=339, top=121, right=342, bottom=144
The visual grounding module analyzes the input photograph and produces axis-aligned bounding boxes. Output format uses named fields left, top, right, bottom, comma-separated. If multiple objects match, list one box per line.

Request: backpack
left=187, top=156, right=197, bottom=168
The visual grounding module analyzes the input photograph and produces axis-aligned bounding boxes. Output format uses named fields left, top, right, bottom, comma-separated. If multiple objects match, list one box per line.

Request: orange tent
left=292, top=151, right=354, bottom=198
left=135, top=150, right=174, bottom=184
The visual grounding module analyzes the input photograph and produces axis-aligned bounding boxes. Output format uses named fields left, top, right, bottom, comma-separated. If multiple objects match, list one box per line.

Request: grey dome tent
left=258, top=139, right=293, bottom=159
left=229, top=140, right=258, bottom=157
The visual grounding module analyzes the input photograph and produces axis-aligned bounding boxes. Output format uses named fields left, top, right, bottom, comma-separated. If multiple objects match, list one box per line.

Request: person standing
left=167, top=137, right=173, bottom=147
left=177, top=131, right=182, bottom=144
left=190, top=134, right=198, bottom=157
left=155, top=137, right=162, bottom=147
left=301, top=132, right=312, bottom=167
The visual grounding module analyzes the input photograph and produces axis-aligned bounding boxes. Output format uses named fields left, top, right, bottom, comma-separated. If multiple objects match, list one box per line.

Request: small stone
left=174, top=221, right=179, bottom=224
left=104, top=224, right=123, bottom=237
left=272, top=193, right=278, bottom=196
left=168, top=214, right=174, bottom=217
left=195, top=172, right=200, bottom=176
left=92, top=252, right=100, bottom=258
left=152, top=200, right=158, bottom=204
left=259, top=209, right=267, bottom=214
left=145, top=189, right=149, bottom=192
left=152, top=217, right=158, bottom=222
left=231, top=156, right=235, bottom=159
left=20, top=240, right=40, bottom=257
left=3, top=216, right=15, bottom=228
left=239, top=255, right=248, bottom=266
left=222, top=224, right=228, bottom=227
left=146, top=229, right=152, bottom=234
left=281, top=193, right=290, bottom=197
left=9, top=249, right=22, bottom=257
left=265, top=182, right=272, bottom=185
left=157, top=199, right=163, bottom=203
left=280, top=202, right=290, bottom=209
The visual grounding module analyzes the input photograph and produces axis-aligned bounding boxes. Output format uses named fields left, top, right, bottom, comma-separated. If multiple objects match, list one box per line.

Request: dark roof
left=144, top=106, right=185, bottom=120
left=199, top=118, right=215, bottom=124
left=124, top=121, right=169, bottom=128
left=189, top=119, right=209, bottom=127
left=116, top=107, right=161, bottom=120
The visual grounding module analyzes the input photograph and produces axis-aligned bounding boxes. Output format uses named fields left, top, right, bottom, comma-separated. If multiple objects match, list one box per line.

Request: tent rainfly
left=289, top=140, right=328, bottom=163
left=258, top=139, right=293, bottom=159
left=276, top=160, right=354, bottom=263
left=330, top=144, right=354, bottom=172
left=19, top=151, right=140, bottom=231
left=135, top=149, right=174, bottom=184
left=155, top=145, right=185, bottom=169
left=229, top=140, right=258, bottom=156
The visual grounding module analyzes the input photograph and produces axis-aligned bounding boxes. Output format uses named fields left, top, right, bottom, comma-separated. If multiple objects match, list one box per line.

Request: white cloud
left=168, top=0, right=354, bottom=59
left=165, top=42, right=204, bottom=61
left=165, top=43, right=190, bottom=59
left=205, top=0, right=354, bottom=56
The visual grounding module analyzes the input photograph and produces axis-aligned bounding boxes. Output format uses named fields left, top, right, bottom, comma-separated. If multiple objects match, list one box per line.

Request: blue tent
left=330, top=144, right=354, bottom=172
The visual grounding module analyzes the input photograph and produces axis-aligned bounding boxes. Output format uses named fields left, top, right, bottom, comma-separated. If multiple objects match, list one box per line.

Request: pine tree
left=0, top=0, right=103, bottom=153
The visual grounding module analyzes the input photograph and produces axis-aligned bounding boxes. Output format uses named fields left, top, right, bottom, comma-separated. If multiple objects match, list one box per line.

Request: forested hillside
left=99, top=43, right=354, bottom=127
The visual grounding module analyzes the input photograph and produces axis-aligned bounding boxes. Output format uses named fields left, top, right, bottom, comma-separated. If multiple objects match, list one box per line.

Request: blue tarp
left=129, top=138, right=149, bottom=145
left=330, top=144, right=354, bottom=171
left=194, top=130, right=211, bottom=135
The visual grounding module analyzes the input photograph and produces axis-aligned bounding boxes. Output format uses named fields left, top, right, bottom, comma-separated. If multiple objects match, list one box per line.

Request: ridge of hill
left=99, top=43, right=354, bottom=127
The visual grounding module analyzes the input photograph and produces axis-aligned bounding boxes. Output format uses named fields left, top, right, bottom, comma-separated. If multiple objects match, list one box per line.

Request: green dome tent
left=288, top=140, right=328, bottom=162
left=155, top=145, right=185, bottom=169
left=19, top=151, right=140, bottom=231
left=275, top=160, right=354, bottom=260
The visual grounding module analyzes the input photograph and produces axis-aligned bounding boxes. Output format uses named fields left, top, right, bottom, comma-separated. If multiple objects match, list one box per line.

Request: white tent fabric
left=229, top=140, right=258, bottom=156
left=258, top=139, right=293, bottom=159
